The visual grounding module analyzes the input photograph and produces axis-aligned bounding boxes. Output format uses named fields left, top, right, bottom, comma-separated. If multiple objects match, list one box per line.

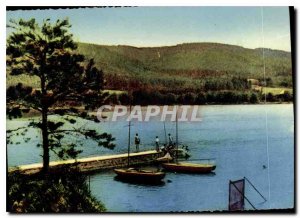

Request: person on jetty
left=135, top=133, right=141, bottom=152
left=155, top=136, right=160, bottom=152
left=168, top=133, right=174, bottom=149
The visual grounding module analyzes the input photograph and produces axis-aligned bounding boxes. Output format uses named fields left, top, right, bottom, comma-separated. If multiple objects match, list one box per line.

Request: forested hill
left=7, top=42, right=292, bottom=98
left=77, top=42, right=292, bottom=92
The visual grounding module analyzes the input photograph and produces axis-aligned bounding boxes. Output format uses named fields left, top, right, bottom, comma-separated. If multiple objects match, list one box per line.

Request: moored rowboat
left=162, top=162, right=216, bottom=173
left=114, top=168, right=166, bottom=182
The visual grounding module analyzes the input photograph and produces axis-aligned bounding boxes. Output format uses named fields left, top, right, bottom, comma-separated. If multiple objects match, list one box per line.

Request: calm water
left=7, top=104, right=294, bottom=212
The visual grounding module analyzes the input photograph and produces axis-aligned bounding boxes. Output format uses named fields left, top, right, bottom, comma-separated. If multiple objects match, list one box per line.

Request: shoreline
left=6, top=102, right=293, bottom=119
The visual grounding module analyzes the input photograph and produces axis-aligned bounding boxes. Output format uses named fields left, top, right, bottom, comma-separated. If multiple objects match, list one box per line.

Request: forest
left=7, top=42, right=293, bottom=104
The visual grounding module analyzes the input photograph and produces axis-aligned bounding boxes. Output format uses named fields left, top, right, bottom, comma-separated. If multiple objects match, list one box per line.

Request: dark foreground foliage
left=8, top=169, right=106, bottom=213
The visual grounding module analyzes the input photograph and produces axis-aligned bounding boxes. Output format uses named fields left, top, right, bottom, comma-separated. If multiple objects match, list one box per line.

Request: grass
left=262, top=87, right=293, bottom=95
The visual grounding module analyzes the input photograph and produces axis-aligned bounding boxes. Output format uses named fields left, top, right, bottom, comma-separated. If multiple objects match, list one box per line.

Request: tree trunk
left=40, top=58, right=49, bottom=173
left=41, top=107, right=49, bottom=173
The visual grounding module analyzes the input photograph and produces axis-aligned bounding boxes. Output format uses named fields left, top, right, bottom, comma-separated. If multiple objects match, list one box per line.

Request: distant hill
left=77, top=42, right=292, bottom=91
left=78, top=42, right=291, bottom=75
left=7, top=42, right=292, bottom=93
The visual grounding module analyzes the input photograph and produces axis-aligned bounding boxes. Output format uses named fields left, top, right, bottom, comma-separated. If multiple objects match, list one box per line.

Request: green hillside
left=7, top=42, right=292, bottom=93
left=78, top=42, right=292, bottom=74
left=76, top=42, right=292, bottom=91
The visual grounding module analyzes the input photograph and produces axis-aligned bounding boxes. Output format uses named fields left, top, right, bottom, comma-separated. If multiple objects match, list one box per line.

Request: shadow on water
left=166, top=171, right=217, bottom=177
left=114, top=176, right=166, bottom=187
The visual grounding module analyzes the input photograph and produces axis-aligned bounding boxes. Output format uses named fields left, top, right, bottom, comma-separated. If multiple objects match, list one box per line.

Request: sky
left=6, top=6, right=291, bottom=51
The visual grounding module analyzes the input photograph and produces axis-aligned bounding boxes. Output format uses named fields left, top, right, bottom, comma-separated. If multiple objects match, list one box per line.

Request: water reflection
left=166, top=171, right=216, bottom=176
left=114, top=176, right=166, bottom=186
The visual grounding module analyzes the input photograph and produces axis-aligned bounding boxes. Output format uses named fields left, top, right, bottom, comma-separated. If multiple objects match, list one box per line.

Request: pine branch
left=7, top=101, right=42, bottom=112
left=6, top=126, right=28, bottom=134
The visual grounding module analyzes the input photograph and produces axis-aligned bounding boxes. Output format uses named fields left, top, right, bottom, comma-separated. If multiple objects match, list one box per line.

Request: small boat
left=114, top=168, right=166, bottom=182
left=161, top=106, right=216, bottom=174
left=162, top=162, right=216, bottom=174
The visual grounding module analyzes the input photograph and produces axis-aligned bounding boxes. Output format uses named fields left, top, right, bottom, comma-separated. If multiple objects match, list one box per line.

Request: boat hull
left=162, top=162, right=216, bottom=174
left=114, top=168, right=166, bottom=183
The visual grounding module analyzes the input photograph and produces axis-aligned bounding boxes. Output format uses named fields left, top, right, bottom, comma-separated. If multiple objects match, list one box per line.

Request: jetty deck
left=9, top=150, right=164, bottom=175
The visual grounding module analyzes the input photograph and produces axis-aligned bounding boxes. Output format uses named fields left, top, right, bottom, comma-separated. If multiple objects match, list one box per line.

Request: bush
left=240, top=93, right=249, bottom=103
left=183, top=92, right=196, bottom=104
left=266, top=93, right=275, bottom=102
left=8, top=169, right=106, bottom=213
left=250, top=93, right=259, bottom=104
left=280, top=91, right=293, bottom=102
left=164, top=93, right=177, bottom=105
left=206, top=92, right=216, bottom=103
left=107, top=93, right=119, bottom=105
left=196, top=92, right=207, bottom=105
left=118, top=93, right=132, bottom=105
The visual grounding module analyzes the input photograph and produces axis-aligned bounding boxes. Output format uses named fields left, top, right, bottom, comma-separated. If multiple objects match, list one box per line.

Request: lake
left=7, top=104, right=294, bottom=212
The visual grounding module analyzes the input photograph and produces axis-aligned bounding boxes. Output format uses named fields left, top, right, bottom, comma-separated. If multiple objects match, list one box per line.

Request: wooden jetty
left=9, top=150, right=164, bottom=175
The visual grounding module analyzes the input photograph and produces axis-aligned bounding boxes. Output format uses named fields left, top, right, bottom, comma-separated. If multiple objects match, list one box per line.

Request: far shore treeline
left=113, top=89, right=292, bottom=105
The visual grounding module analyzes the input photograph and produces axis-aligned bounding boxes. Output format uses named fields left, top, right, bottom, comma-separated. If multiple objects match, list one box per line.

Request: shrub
left=196, top=92, right=207, bottom=105
left=250, top=93, right=259, bottom=104
left=8, top=169, right=106, bottom=213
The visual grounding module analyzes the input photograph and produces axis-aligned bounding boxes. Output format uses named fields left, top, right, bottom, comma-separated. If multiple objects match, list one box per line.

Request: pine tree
left=7, top=18, right=115, bottom=173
